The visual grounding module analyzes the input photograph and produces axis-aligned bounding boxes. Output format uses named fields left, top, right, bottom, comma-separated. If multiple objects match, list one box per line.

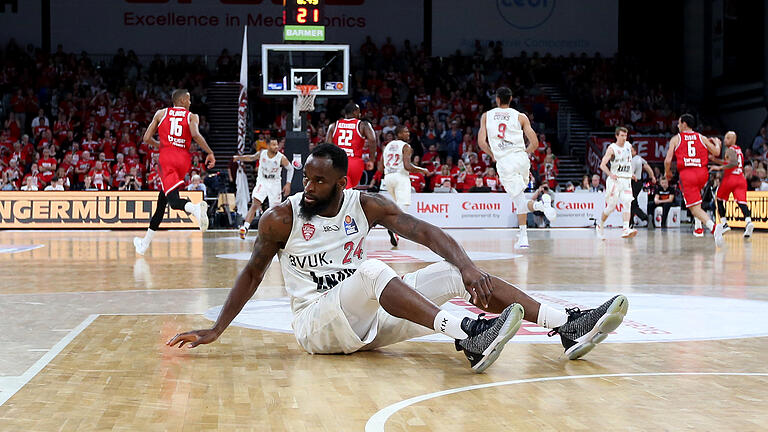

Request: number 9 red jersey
left=332, top=118, right=365, bottom=159
left=158, top=107, right=192, bottom=152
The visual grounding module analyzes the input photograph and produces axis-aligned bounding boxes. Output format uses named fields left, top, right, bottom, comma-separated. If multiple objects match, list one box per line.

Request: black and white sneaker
left=548, top=295, right=629, bottom=360
left=455, top=303, right=524, bottom=373
left=388, top=230, right=399, bottom=247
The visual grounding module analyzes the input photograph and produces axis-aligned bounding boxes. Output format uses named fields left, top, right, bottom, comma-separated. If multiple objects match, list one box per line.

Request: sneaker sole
left=621, top=230, right=638, bottom=238
left=544, top=208, right=557, bottom=222
left=564, top=295, right=629, bottom=360
left=198, top=201, right=209, bottom=233
left=472, top=304, right=525, bottom=373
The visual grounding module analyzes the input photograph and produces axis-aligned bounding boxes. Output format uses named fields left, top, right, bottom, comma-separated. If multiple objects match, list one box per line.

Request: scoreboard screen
left=284, top=0, right=326, bottom=41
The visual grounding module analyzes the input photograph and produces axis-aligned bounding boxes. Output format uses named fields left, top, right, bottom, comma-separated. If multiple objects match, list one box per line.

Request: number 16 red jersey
left=158, top=107, right=192, bottom=152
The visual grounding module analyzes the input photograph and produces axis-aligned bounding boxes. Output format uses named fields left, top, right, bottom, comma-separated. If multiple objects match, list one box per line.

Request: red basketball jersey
left=332, top=118, right=365, bottom=159
left=158, top=107, right=193, bottom=152
left=724, top=145, right=744, bottom=177
left=674, top=131, right=708, bottom=171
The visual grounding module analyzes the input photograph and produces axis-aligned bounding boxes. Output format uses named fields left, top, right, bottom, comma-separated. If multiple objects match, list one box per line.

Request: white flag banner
left=236, top=26, right=249, bottom=219
left=235, top=164, right=250, bottom=219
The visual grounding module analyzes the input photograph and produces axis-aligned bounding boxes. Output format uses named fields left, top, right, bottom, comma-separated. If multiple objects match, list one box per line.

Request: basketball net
left=296, top=84, right=317, bottom=112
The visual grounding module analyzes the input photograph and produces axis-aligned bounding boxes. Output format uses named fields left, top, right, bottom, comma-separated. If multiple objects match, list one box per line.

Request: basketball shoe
left=595, top=223, right=605, bottom=240
left=388, top=230, right=399, bottom=247
left=713, top=223, right=724, bottom=247
left=196, top=201, right=209, bottom=232
left=515, top=230, right=529, bottom=248
left=455, top=303, right=524, bottom=373
left=133, top=237, right=149, bottom=256
left=239, top=226, right=248, bottom=240
left=548, top=295, right=628, bottom=360
left=745, top=221, right=754, bottom=238
left=621, top=228, right=637, bottom=238
left=533, top=194, right=557, bottom=222
left=721, top=221, right=731, bottom=233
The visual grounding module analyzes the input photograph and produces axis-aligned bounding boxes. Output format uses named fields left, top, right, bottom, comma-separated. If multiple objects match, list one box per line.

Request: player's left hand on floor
left=167, top=329, right=219, bottom=348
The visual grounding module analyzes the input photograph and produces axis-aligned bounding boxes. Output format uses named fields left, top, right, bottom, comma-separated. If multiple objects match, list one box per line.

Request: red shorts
left=678, top=168, right=708, bottom=208
left=716, top=173, right=748, bottom=204
left=159, top=149, right=191, bottom=194
left=346, top=157, right=364, bottom=189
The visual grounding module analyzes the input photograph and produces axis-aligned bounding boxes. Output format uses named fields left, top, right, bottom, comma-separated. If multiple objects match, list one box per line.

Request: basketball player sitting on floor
left=168, top=144, right=628, bottom=373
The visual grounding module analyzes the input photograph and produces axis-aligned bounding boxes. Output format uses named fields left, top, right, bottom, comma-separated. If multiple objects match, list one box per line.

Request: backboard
left=261, top=44, right=349, bottom=97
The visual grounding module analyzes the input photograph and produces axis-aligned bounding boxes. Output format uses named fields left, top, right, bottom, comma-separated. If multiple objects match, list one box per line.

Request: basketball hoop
left=296, top=84, right=318, bottom=112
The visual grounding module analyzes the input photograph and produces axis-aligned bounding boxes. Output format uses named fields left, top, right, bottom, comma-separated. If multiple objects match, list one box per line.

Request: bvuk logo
left=496, top=0, right=556, bottom=30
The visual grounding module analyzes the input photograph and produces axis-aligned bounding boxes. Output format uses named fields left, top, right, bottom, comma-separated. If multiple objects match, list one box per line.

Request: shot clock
left=284, top=0, right=326, bottom=41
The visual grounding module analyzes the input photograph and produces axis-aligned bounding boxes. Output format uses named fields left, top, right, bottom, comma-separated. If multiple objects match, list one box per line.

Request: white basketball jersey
left=609, top=143, right=633, bottom=179
left=278, top=189, right=370, bottom=313
left=485, top=107, right=525, bottom=160
left=383, top=140, right=409, bottom=176
left=258, top=150, right=283, bottom=181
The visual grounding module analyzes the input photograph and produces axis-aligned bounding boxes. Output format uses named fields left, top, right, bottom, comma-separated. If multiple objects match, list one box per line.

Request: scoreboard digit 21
left=284, top=0, right=326, bottom=42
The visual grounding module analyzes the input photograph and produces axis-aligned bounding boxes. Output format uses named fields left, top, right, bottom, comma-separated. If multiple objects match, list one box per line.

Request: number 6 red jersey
left=158, top=107, right=192, bottom=152
left=674, top=131, right=708, bottom=172
left=332, top=118, right=365, bottom=158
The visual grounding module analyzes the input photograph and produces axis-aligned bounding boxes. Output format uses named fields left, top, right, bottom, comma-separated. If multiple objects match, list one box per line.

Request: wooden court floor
left=0, top=227, right=767, bottom=431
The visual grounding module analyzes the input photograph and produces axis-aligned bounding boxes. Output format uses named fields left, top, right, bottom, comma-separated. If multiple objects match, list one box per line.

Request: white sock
left=143, top=229, right=156, bottom=245
left=519, top=224, right=527, bottom=234
left=184, top=201, right=198, bottom=217
left=745, top=217, right=752, bottom=224
left=434, top=310, right=468, bottom=340
left=705, top=219, right=714, bottom=231
left=244, top=221, right=250, bottom=230
left=623, top=220, right=630, bottom=230
left=695, top=219, right=702, bottom=229
left=537, top=304, right=568, bottom=329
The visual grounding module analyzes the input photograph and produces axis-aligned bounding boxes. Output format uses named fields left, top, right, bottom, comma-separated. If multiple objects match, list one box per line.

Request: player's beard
left=299, top=184, right=341, bottom=220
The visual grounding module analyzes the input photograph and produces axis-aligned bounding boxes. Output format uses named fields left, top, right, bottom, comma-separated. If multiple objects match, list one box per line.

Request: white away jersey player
left=252, top=150, right=283, bottom=207
left=485, top=107, right=529, bottom=199
left=382, top=140, right=412, bottom=207
left=605, top=143, right=634, bottom=207
left=279, top=189, right=369, bottom=313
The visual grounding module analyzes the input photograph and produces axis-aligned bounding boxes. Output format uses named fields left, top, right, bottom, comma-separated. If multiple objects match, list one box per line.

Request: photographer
left=119, top=168, right=143, bottom=191
left=527, top=184, right=556, bottom=228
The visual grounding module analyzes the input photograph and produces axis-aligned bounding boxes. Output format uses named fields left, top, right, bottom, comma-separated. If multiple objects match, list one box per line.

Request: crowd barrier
left=0, top=191, right=204, bottom=229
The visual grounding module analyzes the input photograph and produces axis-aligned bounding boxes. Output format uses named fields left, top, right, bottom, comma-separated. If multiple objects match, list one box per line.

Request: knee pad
left=357, top=259, right=398, bottom=300
left=513, top=193, right=529, bottom=215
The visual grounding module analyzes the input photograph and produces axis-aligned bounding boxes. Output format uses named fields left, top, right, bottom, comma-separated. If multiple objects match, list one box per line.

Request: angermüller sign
left=0, top=191, right=204, bottom=229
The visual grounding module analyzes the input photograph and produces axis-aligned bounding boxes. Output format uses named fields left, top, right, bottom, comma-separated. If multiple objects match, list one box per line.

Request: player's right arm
left=233, top=151, right=261, bottom=163
left=711, top=147, right=737, bottom=171
left=664, top=134, right=679, bottom=180
left=325, top=122, right=336, bottom=144
left=402, top=144, right=429, bottom=175
left=189, top=113, right=216, bottom=169
left=600, top=146, right=617, bottom=180
left=360, top=120, right=378, bottom=161
left=519, top=113, right=539, bottom=154
left=166, top=204, right=292, bottom=349
left=476, top=113, right=494, bottom=160
left=142, top=109, right=164, bottom=149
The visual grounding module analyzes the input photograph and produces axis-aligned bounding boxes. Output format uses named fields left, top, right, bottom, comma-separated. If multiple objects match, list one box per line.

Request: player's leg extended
left=620, top=180, right=637, bottom=238
left=134, top=191, right=168, bottom=255
left=485, top=275, right=628, bottom=359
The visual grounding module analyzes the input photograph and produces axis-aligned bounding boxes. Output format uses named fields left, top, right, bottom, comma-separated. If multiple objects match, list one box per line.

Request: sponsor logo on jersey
left=302, top=223, right=315, bottom=241
left=310, top=268, right=357, bottom=292
left=343, top=215, right=358, bottom=235
left=323, top=224, right=339, bottom=232
left=288, top=252, right=331, bottom=268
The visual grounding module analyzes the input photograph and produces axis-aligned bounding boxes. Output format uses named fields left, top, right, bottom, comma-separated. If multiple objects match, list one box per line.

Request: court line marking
left=0, top=314, right=98, bottom=406
left=365, top=372, right=768, bottom=432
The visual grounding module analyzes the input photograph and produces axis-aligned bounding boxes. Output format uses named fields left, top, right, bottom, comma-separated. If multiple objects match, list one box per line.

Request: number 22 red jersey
left=158, top=107, right=193, bottom=153
left=674, top=131, right=708, bottom=173
left=332, top=118, right=365, bottom=159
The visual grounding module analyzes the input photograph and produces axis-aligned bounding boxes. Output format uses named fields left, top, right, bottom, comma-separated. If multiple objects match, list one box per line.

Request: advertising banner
left=0, top=191, right=204, bottom=229
left=50, top=0, right=422, bottom=55
left=433, top=0, right=618, bottom=56
left=383, top=192, right=647, bottom=228
left=718, top=191, right=768, bottom=230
